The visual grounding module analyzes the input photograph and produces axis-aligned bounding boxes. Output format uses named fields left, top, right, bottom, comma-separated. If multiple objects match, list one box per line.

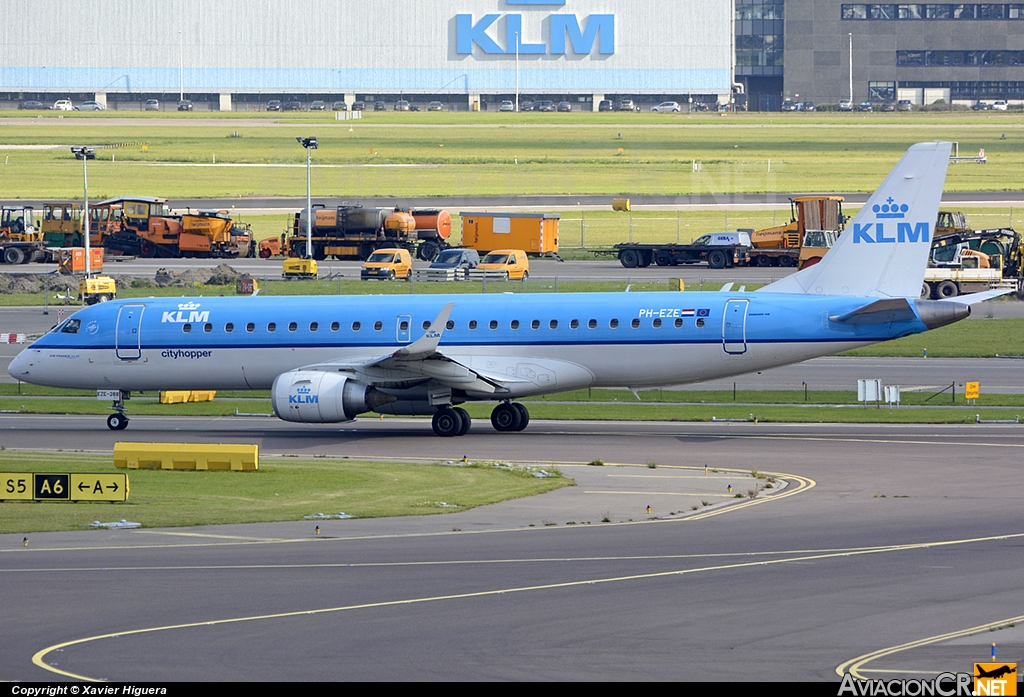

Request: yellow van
left=476, top=249, right=530, bottom=280
left=361, top=247, right=413, bottom=281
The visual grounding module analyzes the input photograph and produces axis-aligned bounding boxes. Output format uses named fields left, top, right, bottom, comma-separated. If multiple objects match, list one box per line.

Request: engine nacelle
left=271, top=371, right=394, bottom=423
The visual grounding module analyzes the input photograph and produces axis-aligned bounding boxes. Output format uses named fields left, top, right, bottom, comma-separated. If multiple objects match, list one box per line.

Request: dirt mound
left=154, top=264, right=240, bottom=287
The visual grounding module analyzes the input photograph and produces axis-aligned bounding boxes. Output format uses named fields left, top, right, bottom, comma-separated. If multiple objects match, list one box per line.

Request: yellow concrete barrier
left=159, top=390, right=216, bottom=403
left=114, top=443, right=258, bottom=471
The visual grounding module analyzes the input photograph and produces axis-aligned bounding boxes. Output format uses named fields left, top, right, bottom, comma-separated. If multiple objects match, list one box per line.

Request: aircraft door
left=722, top=299, right=748, bottom=355
left=115, top=304, right=145, bottom=360
left=396, top=314, right=412, bottom=343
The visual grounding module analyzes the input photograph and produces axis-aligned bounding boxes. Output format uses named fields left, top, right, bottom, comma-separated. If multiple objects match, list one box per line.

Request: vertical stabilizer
left=760, top=142, right=951, bottom=298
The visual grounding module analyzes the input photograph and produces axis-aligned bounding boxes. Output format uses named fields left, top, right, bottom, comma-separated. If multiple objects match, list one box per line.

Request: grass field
left=1, top=111, right=1022, bottom=199
left=0, top=452, right=570, bottom=533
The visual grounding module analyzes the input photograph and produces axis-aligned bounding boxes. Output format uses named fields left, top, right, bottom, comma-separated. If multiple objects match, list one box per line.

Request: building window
left=869, top=81, right=896, bottom=100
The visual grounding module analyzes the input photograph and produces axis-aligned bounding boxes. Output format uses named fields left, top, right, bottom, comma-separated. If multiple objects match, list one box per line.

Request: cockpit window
left=60, top=319, right=81, bottom=334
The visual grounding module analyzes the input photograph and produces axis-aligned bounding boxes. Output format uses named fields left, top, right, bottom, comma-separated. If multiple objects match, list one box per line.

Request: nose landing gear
left=106, top=391, right=130, bottom=430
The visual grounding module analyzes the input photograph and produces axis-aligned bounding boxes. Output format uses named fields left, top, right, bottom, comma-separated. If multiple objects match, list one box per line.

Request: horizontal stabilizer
left=938, top=288, right=1014, bottom=305
left=829, top=298, right=916, bottom=325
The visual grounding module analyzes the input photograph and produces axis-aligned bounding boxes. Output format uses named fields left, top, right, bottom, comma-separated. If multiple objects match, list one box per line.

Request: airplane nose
left=7, top=349, right=31, bottom=380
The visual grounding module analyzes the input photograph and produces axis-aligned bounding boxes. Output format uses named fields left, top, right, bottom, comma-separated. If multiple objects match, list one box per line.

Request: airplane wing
left=295, top=302, right=516, bottom=395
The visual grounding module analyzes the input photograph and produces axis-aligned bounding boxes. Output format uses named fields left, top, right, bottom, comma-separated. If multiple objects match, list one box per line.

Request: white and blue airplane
left=8, top=142, right=1002, bottom=436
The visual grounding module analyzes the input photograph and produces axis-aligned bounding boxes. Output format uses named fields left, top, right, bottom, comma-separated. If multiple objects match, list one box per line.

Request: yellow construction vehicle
left=746, top=196, right=846, bottom=269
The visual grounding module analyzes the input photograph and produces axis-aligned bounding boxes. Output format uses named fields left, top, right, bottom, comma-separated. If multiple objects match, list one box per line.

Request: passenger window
left=631, top=319, right=640, bottom=329
left=531, top=320, right=540, bottom=330
left=422, top=320, right=430, bottom=330
left=469, top=320, right=478, bottom=330
left=61, top=319, right=81, bottom=334
left=204, top=323, right=213, bottom=333
left=549, top=320, right=558, bottom=329
left=489, top=320, right=498, bottom=330
left=570, top=319, right=579, bottom=329
left=246, top=322, right=255, bottom=333
left=609, top=319, right=619, bottom=328
left=696, top=318, right=706, bottom=328
left=268, top=323, right=276, bottom=332
left=225, top=323, right=234, bottom=333
left=331, top=322, right=340, bottom=331
left=352, top=322, right=360, bottom=331
left=588, top=319, right=597, bottom=329
left=511, top=320, right=520, bottom=329
left=183, top=324, right=192, bottom=333
left=374, top=321, right=383, bottom=331
left=310, top=322, right=318, bottom=332
left=653, top=318, right=662, bottom=328
left=674, top=318, right=683, bottom=328
left=288, top=322, right=297, bottom=332
left=401, top=320, right=410, bottom=331
left=445, top=320, right=454, bottom=330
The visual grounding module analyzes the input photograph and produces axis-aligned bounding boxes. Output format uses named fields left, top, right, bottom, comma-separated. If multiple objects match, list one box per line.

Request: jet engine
left=271, top=371, right=395, bottom=423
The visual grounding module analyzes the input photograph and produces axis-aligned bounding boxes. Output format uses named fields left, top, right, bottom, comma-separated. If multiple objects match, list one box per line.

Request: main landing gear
left=106, top=391, right=130, bottom=431
left=429, top=401, right=531, bottom=436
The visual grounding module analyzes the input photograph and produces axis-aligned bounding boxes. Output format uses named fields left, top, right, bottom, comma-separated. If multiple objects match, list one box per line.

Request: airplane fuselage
left=12, top=290, right=928, bottom=396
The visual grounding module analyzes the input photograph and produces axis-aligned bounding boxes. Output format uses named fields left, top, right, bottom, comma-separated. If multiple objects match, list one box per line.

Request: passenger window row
left=180, top=317, right=691, bottom=334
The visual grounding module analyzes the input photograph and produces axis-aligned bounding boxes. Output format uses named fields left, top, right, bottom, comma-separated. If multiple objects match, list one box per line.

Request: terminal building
left=0, top=1, right=1020, bottom=111
left=0, top=0, right=733, bottom=111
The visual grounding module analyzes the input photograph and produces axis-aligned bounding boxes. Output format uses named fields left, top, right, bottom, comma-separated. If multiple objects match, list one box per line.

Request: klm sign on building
left=457, top=0, right=614, bottom=55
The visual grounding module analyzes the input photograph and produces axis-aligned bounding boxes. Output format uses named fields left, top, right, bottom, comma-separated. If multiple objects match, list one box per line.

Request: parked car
left=477, top=249, right=529, bottom=280
left=857, top=101, right=873, bottom=112
left=972, top=101, right=991, bottom=111
left=617, top=98, right=638, bottom=112
left=374, top=101, right=387, bottom=111
left=499, top=99, right=515, bottom=112
left=651, top=101, right=681, bottom=112
left=75, top=101, right=105, bottom=111
left=880, top=101, right=896, bottom=112
left=409, top=103, right=421, bottom=111
left=535, top=100, right=555, bottom=112
left=309, top=100, right=326, bottom=111
left=780, top=99, right=797, bottom=112
left=992, top=100, right=1009, bottom=111
left=177, top=100, right=193, bottom=111
left=394, top=100, right=410, bottom=111
left=351, top=101, right=366, bottom=111
left=429, top=248, right=480, bottom=273
left=556, top=101, right=572, bottom=112
left=51, top=99, right=74, bottom=111
left=266, top=100, right=282, bottom=111
left=897, top=99, right=912, bottom=112
left=18, top=100, right=46, bottom=110
left=598, top=99, right=613, bottom=112
left=282, top=100, right=303, bottom=111
left=332, top=100, right=348, bottom=111
left=796, top=101, right=815, bottom=112
left=361, top=248, right=412, bottom=281
left=427, top=101, right=443, bottom=111
left=520, top=100, right=535, bottom=111
left=692, top=102, right=711, bottom=112
left=144, top=99, right=160, bottom=111
left=838, top=99, right=854, bottom=112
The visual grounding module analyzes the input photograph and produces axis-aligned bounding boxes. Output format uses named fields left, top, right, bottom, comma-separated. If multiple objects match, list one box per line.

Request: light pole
left=296, top=137, right=317, bottom=259
left=179, top=30, right=184, bottom=103
left=71, top=147, right=96, bottom=276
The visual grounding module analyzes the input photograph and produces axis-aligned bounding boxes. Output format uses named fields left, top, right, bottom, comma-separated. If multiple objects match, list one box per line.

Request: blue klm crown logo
left=873, top=197, right=908, bottom=219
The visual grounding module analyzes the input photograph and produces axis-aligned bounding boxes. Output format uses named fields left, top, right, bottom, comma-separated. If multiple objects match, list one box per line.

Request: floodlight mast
left=71, top=147, right=95, bottom=276
left=296, top=137, right=318, bottom=259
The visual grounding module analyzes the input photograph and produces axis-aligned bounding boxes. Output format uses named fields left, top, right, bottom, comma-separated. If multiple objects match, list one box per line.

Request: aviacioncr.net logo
left=838, top=672, right=973, bottom=696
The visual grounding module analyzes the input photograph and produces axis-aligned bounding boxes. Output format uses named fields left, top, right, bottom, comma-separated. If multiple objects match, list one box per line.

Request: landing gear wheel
left=107, top=412, right=129, bottom=431
left=511, top=402, right=530, bottom=431
left=454, top=407, right=472, bottom=436
left=490, top=402, right=523, bottom=432
left=432, top=407, right=464, bottom=437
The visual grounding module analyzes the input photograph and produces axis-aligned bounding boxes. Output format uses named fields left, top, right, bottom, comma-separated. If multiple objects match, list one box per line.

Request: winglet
left=393, top=302, right=454, bottom=357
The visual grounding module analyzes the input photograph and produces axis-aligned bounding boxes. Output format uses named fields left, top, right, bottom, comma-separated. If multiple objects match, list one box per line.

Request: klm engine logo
left=290, top=386, right=318, bottom=405
left=161, top=302, right=210, bottom=324
left=457, top=0, right=614, bottom=56
left=853, top=197, right=930, bottom=244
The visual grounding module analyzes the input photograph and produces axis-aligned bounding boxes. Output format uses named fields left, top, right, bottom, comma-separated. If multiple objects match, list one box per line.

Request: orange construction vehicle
left=90, top=197, right=251, bottom=258
left=746, top=196, right=846, bottom=269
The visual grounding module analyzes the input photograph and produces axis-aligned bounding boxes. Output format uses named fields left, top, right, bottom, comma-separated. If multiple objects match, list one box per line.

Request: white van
left=51, top=100, right=74, bottom=111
